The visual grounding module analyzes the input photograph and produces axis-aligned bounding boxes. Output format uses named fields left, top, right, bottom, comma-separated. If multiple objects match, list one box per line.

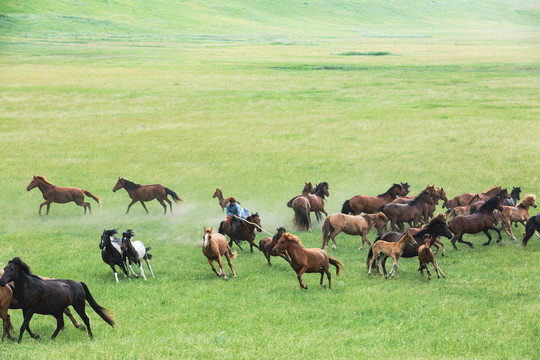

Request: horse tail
left=293, top=200, right=311, bottom=231
left=321, top=217, right=332, bottom=246
left=522, top=216, right=538, bottom=246
left=83, top=190, right=102, bottom=207
left=226, top=244, right=237, bottom=259
left=218, top=221, right=225, bottom=235
left=329, top=257, right=344, bottom=276
left=286, top=196, right=296, bottom=208
left=81, top=282, right=115, bottom=327
left=341, top=200, right=352, bottom=214
left=145, top=246, right=153, bottom=260
left=165, top=187, right=184, bottom=203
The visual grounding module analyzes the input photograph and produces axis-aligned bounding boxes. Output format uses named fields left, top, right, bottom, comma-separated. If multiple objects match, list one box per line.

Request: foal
left=368, top=231, right=417, bottom=278
left=121, top=230, right=155, bottom=281
left=417, top=234, right=446, bottom=280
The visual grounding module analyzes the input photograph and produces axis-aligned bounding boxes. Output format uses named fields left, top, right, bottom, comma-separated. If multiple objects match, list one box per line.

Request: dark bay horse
left=0, top=257, right=114, bottom=342
left=259, top=227, right=291, bottom=266
left=443, top=186, right=502, bottom=209
left=522, top=214, right=540, bottom=246
left=366, top=214, right=453, bottom=276
left=448, top=193, right=505, bottom=249
left=202, top=228, right=237, bottom=280
left=292, top=182, right=313, bottom=231
left=287, top=182, right=329, bottom=222
left=218, top=213, right=262, bottom=252
left=113, top=178, right=183, bottom=215
left=272, top=233, right=343, bottom=290
left=26, top=175, right=101, bottom=215
left=381, top=189, right=434, bottom=231
left=342, top=183, right=407, bottom=215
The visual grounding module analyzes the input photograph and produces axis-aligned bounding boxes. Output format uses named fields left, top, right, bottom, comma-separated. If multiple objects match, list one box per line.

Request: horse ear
left=209, top=227, right=213, bottom=232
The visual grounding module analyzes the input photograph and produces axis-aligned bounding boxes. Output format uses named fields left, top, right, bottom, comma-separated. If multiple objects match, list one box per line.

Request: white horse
left=121, top=230, right=155, bottom=281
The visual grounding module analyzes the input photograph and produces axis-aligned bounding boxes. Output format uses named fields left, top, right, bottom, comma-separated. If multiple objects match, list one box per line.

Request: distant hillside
left=0, top=0, right=538, bottom=41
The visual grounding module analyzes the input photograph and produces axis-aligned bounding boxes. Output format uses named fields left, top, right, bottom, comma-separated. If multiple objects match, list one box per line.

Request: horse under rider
left=226, top=197, right=250, bottom=239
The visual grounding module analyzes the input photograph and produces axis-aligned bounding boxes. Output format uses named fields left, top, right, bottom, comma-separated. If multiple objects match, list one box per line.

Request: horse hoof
left=482, top=242, right=489, bottom=246
left=441, top=253, right=445, bottom=257
left=224, top=276, right=229, bottom=281
left=321, top=284, right=326, bottom=288
left=332, top=245, right=337, bottom=250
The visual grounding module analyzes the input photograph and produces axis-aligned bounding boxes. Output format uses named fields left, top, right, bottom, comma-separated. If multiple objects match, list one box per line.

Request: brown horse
left=381, top=189, right=434, bottom=231
left=213, top=188, right=238, bottom=213
left=272, top=233, right=343, bottom=290
left=259, top=227, right=291, bottom=266
left=342, top=183, right=407, bottom=215
left=218, top=213, right=262, bottom=252
left=321, top=212, right=388, bottom=250
left=367, top=231, right=417, bottom=278
left=391, top=185, right=438, bottom=224
left=495, top=194, right=537, bottom=241
left=26, top=175, right=101, bottom=215
left=308, top=182, right=330, bottom=222
left=444, top=186, right=502, bottom=209
left=445, top=194, right=482, bottom=220
left=0, top=270, right=15, bottom=341
left=292, top=182, right=313, bottom=231
left=448, top=194, right=505, bottom=249
left=202, top=228, right=237, bottom=280
left=417, top=235, right=446, bottom=280
left=112, top=178, right=183, bottom=215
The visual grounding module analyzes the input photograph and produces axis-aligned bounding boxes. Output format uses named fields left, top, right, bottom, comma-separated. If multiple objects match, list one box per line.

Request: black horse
left=522, top=213, right=540, bottom=246
left=366, top=214, right=453, bottom=276
left=100, top=229, right=130, bottom=283
left=0, top=257, right=114, bottom=342
left=218, top=213, right=262, bottom=252
left=504, top=186, right=521, bottom=207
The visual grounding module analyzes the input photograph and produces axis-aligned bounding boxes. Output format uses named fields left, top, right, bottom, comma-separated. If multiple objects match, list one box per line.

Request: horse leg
left=389, top=256, right=399, bottom=278
left=325, top=266, right=332, bottom=289
left=127, top=262, right=139, bottom=278
left=360, top=232, right=371, bottom=251
left=216, top=257, right=228, bottom=281
left=109, top=264, right=120, bottom=283
left=296, top=266, right=308, bottom=289
left=38, top=200, right=50, bottom=216
left=137, top=261, right=147, bottom=281
left=280, top=253, right=291, bottom=264
left=435, top=261, right=446, bottom=279
left=224, top=252, right=236, bottom=278
left=18, top=309, right=38, bottom=343
left=380, top=256, right=389, bottom=276
left=64, top=308, right=85, bottom=331
left=126, top=199, right=137, bottom=214
left=248, top=239, right=259, bottom=252
left=72, top=302, right=93, bottom=339
left=157, top=198, right=167, bottom=215
left=144, top=257, right=155, bottom=278
left=207, top=259, right=220, bottom=277
left=490, top=225, right=503, bottom=243
left=482, top=230, right=493, bottom=246
left=140, top=201, right=149, bottom=214
left=50, top=313, right=65, bottom=339
left=1, top=309, right=14, bottom=341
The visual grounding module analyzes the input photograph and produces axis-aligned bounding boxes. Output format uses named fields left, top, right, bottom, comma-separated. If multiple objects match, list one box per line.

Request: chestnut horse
left=202, top=228, right=237, bottom=280
left=26, top=175, right=101, bottom=215
left=321, top=212, right=388, bottom=250
left=448, top=193, right=505, bottom=249
left=213, top=188, right=239, bottom=213
left=0, top=269, right=15, bottom=341
left=367, top=231, right=417, bottom=278
left=113, top=178, right=183, bottom=215
left=291, top=182, right=313, bottom=231
left=342, top=183, right=407, bottom=215
left=272, top=233, right=343, bottom=290
left=495, top=194, right=537, bottom=241
left=443, top=186, right=502, bottom=209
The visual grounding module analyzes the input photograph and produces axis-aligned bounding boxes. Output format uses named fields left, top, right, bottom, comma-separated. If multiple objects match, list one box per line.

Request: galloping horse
left=291, top=182, right=313, bottom=231
left=0, top=269, right=15, bottom=341
left=272, top=233, right=343, bottom=290
left=259, top=227, right=291, bottom=266
left=495, top=194, right=537, bottom=241
left=218, top=213, right=262, bottom=252
left=0, top=257, right=114, bottom=342
left=448, top=193, right=505, bottom=249
left=100, top=229, right=130, bottom=283
left=121, top=230, right=155, bottom=281
left=26, top=175, right=101, bottom=215
left=112, top=178, right=183, bottom=215
left=522, top=214, right=540, bottom=246
left=202, top=228, right=237, bottom=280
left=321, top=212, right=388, bottom=250
left=213, top=188, right=239, bottom=213
left=504, top=186, right=521, bottom=206
left=368, top=231, right=417, bottom=278
left=381, top=189, right=434, bottom=231
left=444, top=186, right=502, bottom=209
left=308, top=182, right=330, bottom=222
left=342, top=183, right=407, bottom=215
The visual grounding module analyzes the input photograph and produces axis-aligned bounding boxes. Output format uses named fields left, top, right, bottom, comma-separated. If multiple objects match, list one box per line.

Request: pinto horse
left=272, top=233, right=343, bottom=290
left=291, top=182, right=313, bottom=231
left=213, top=188, right=239, bottom=213
left=342, top=183, right=407, bottom=215
left=112, top=178, right=183, bottom=215
left=202, top=228, right=237, bottom=280
left=26, top=175, right=101, bottom=215
left=100, top=229, right=130, bottom=283
left=0, top=257, right=114, bottom=342
left=121, top=230, right=155, bottom=281
left=448, top=193, right=505, bottom=249
left=218, top=213, right=262, bottom=252
left=321, top=212, right=388, bottom=250
left=367, top=214, right=453, bottom=276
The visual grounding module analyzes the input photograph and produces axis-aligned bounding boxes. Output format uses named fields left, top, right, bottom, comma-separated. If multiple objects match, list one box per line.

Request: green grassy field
left=1, top=1, right=539, bottom=359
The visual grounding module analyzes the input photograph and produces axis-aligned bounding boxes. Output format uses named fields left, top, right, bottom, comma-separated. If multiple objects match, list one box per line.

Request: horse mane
left=10, top=257, right=40, bottom=279
left=104, top=229, right=118, bottom=236
left=409, top=189, right=429, bottom=206
left=123, top=229, right=135, bottom=239
left=313, top=182, right=328, bottom=199
left=482, top=186, right=501, bottom=195
left=477, top=195, right=501, bottom=214
left=122, top=179, right=141, bottom=190
left=378, top=183, right=402, bottom=198
left=518, top=194, right=536, bottom=207
left=34, top=175, right=52, bottom=185
left=283, top=233, right=302, bottom=246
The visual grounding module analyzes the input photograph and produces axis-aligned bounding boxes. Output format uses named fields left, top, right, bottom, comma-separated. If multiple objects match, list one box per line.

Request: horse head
left=523, top=194, right=537, bottom=208
left=272, top=227, right=287, bottom=242
left=437, top=188, right=448, bottom=203
left=392, top=183, right=407, bottom=197
left=121, top=229, right=135, bottom=251
left=212, top=189, right=221, bottom=199
left=0, top=257, right=27, bottom=286
left=26, top=175, right=39, bottom=191
left=272, top=232, right=296, bottom=255
left=400, top=182, right=411, bottom=195
left=511, top=187, right=522, bottom=201
left=203, top=227, right=213, bottom=250
left=100, top=229, right=117, bottom=250
left=112, top=178, right=125, bottom=192
left=400, top=231, right=417, bottom=246
left=249, top=213, right=262, bottom=233
left=427, top=214, right=453, bottom=239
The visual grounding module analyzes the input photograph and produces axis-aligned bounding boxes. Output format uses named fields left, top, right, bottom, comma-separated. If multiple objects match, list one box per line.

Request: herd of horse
left=1, top=176, right=538, bottom=342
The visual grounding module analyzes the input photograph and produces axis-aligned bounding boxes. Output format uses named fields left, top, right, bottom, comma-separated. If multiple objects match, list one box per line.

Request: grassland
left=0, top=1, right=539, bottom=359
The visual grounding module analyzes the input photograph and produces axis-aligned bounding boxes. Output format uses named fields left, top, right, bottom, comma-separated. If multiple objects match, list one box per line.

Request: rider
left=226, top=197, right=245, bottom=239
